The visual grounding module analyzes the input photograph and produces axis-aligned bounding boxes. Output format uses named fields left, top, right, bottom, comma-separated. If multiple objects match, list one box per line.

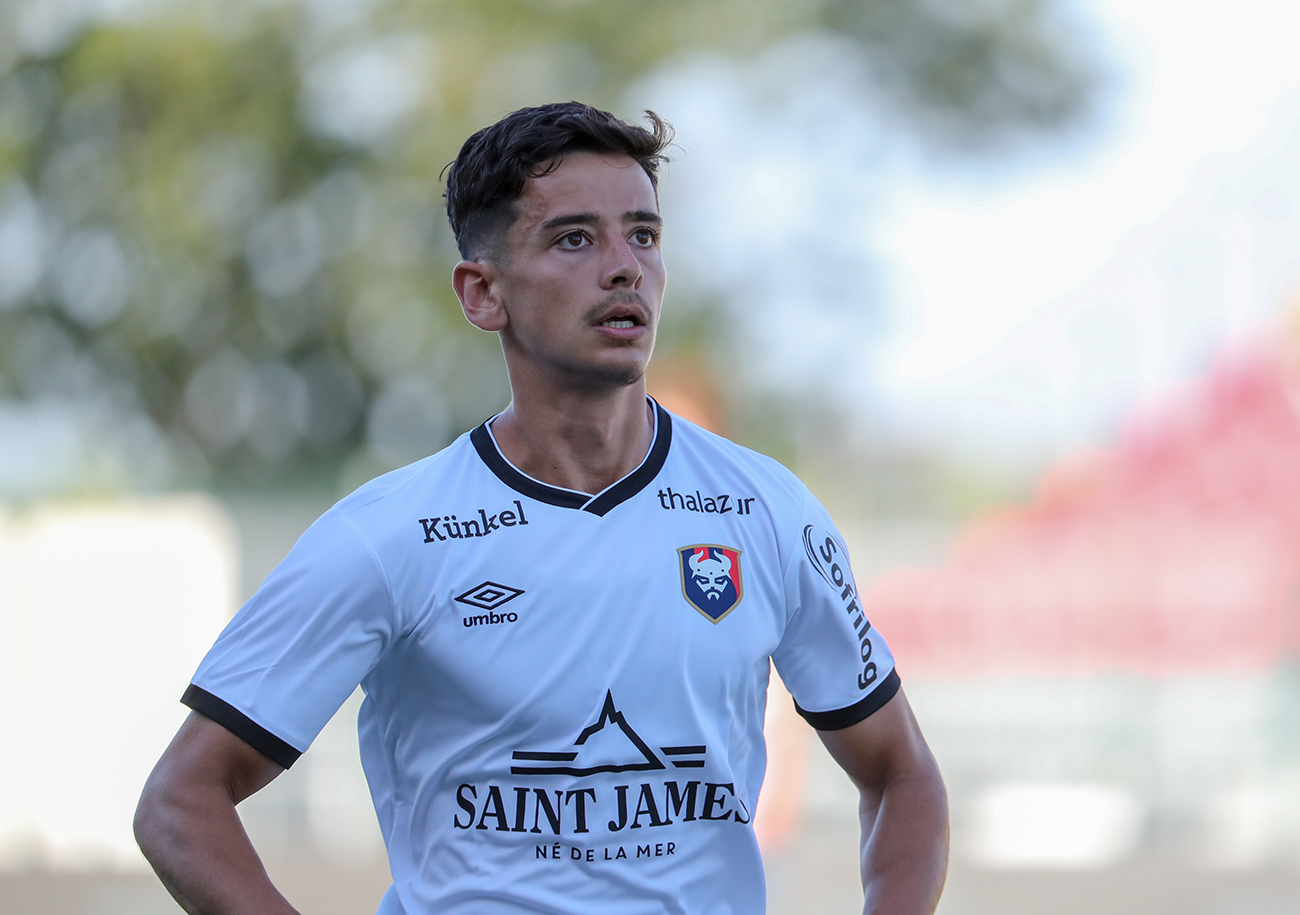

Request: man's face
left=489, top=152, right=665, bottom=389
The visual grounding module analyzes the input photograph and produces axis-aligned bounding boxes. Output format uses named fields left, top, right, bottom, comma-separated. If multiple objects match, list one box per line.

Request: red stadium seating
left=862, top=333, right=1300, bottom=676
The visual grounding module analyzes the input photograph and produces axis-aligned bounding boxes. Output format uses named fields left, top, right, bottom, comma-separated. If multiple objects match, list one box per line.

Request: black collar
left=470, top=399, right=673, bottom=517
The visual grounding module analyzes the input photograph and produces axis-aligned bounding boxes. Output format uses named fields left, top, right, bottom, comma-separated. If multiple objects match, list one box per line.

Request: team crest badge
left=677, top=544, right=743, bottom=623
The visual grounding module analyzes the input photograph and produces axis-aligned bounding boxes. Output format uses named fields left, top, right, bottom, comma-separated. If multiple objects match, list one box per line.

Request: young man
left=135, top=102, right=948, bottom=915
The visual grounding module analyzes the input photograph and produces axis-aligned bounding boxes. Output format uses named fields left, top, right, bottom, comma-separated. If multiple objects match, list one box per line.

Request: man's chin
left=560, top=358, right=648, bottom=391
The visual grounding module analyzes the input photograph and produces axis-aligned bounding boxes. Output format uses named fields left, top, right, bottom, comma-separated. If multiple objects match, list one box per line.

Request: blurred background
left=1, top=0, right=1299, bottom=911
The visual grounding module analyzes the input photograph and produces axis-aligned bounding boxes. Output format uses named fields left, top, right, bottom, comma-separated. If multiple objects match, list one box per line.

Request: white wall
left=0, top=496, right=237, bottom=870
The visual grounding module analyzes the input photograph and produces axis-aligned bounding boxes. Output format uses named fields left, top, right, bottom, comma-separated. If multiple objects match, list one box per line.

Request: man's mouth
left=589, top=294, right=650, bottom=331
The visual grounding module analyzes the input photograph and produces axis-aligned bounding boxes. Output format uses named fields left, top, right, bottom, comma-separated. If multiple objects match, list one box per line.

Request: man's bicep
left=815, top=689, right=936, bottom=794
left=150, top=710, right=287, bottom=804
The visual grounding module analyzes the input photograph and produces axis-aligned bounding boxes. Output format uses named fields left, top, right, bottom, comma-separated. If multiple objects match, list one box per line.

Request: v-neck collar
left=470, top=398, right=673, bottom=517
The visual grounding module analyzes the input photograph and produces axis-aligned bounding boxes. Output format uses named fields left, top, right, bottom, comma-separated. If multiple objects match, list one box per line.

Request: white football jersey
left=186, top=400, right=899, bottom=915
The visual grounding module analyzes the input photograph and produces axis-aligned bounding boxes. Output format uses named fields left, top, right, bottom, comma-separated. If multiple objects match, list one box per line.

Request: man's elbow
left=134, top=760, right=196, bottom=866
left=913, top=742, right=946, bottom=796
left=897, top=740, right=948, bottom=816
left=134, top=771, right=171, bottom=863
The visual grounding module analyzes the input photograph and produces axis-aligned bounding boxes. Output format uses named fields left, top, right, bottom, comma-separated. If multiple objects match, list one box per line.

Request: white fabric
left=191, top=405, right=896, bottom=914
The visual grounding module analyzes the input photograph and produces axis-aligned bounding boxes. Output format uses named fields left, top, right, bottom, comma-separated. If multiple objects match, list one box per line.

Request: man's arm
left=134, top=711, right=300, bottom=915
left=816, top=688, right=949, bottom=915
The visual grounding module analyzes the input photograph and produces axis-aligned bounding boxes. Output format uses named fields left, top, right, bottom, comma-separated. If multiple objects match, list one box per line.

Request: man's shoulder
left=664, top=410, right=810, bottom=503
left=332, top=429, right=478, bottom=522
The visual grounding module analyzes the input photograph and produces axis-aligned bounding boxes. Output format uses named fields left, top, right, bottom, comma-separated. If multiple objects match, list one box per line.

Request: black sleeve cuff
left=181, top=684, right=303, bottom=769
left=793, top=668, right=902, bottom=731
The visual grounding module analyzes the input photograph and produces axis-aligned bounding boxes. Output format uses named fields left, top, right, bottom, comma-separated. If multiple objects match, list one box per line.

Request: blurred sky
left=874, top=0, right=1300, bottom=463
left=641, top=0, right=1300, bottom=470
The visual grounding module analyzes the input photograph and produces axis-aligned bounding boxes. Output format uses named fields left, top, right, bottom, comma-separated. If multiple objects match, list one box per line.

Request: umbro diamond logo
left=455, top=581, right=525, bottom=611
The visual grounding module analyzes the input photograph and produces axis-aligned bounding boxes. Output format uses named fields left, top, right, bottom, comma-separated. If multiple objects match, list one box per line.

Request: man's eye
left=558, top=232, right=588, bottom=248
left=632, top=228, right=659, bottom=246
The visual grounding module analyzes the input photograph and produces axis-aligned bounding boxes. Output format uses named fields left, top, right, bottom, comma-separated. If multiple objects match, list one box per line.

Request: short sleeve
left=771, top=493, right=900, bottom=730
left=184, top=507, right=398, bottom=767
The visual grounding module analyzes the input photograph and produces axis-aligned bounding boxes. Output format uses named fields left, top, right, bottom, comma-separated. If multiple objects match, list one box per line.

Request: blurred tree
left=0, top=0, right=1095, bottom=491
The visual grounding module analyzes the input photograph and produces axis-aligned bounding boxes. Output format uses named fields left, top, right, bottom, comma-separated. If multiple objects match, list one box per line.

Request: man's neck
left=489, top=383, right=654, bottom=496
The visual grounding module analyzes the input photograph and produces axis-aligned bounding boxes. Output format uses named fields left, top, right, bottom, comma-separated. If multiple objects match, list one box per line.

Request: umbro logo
left=457, top=581, right=524, bottom=628
left=456, top=581, right=524, bottom=611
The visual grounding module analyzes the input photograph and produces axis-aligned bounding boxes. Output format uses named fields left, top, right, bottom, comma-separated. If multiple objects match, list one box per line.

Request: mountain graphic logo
left=511, top=691, right=706, bottom=777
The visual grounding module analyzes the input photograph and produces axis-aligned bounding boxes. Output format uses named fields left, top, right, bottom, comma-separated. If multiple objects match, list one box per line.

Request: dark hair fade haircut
left=443, top=102, right=673, bottom=261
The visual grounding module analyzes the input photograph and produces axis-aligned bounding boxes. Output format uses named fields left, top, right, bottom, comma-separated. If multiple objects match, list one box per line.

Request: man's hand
left=134, top=711, right=299, bottom=915
left=817, top=689, right=949, bottom=915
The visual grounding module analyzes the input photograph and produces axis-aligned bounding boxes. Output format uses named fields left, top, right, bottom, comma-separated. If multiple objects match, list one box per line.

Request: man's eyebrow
left=537, top=210, right=662, bottom=232
left=539, top=212, right=599, bottom=231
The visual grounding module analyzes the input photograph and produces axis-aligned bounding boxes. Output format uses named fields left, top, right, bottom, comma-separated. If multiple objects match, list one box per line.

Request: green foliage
left=817, top=0, right=1091, bottom=141
left=0, top=0, right=1095, bottom=490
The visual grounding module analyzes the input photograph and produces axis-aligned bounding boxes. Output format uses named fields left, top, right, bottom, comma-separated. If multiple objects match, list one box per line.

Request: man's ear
left=453, top=259, right=508, bottom=332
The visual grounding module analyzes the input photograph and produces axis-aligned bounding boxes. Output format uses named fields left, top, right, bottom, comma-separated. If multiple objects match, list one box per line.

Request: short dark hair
left=443, top=102, right=673, bottom=260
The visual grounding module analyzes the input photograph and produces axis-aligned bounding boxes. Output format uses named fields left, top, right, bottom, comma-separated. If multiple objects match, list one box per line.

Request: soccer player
left=135, top=102, right=948, bottom=915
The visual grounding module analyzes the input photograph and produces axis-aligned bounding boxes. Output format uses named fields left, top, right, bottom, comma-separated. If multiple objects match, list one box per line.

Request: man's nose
left=601, top=235, right=643, bottom=289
